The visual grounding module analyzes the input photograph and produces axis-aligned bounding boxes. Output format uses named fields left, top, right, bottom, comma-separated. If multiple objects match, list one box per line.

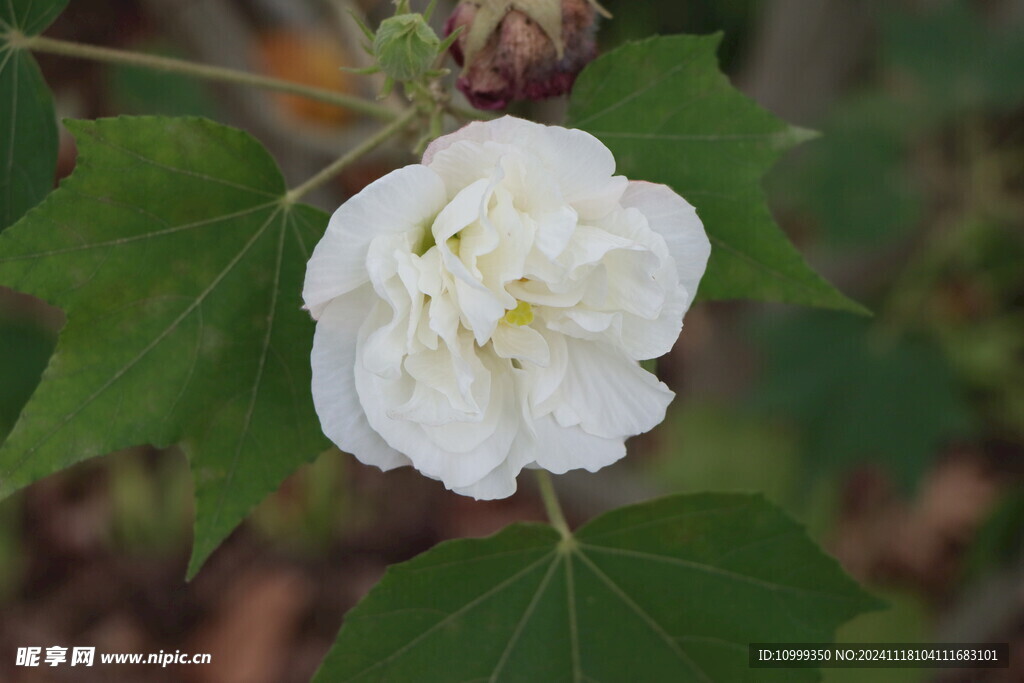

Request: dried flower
left=445, top=0, right=608, bottom=110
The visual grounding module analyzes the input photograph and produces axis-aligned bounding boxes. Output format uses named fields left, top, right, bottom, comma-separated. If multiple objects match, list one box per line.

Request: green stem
left=284, top=107, right=418, bottom=203
left=12, top=32, right=397, bottom=121
left=445, top=102, right=495, bottom=122
left=535, top=470, right=571, bottom=539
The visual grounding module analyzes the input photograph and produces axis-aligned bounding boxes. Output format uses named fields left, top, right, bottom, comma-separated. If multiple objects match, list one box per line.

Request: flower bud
left=445, top=0, right=606, bottom=110
left=374, top=12, right=441, bottom=82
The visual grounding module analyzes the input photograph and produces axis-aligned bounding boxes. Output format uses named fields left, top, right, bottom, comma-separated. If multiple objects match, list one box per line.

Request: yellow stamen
left=503, top=300, right=534, bottom=326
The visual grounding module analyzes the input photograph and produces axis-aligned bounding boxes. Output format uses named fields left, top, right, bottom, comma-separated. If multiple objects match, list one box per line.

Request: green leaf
left=0, top=315, right=56, bottom=442
left=107, top=41, right=220, bottom=118
left=0, top=116, right=328, bottom=575
left=316, top=493, right=880, bottom=682
left=0, top=0, right=67, bottom=230
left=824, top=591, right=929, bottom=683
left=568, top=34, right=865, bottom=314
left=651, top=400, right=800, bottom=509
left=768, top=95, right=922, bottom=249
left=883, top=1, right=1024, bottom=118
left=752, top=311, right=974, bottom=489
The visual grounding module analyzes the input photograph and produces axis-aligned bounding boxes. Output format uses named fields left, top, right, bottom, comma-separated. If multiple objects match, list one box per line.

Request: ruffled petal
left=355, top=331, right=519, bottom=488
left=432, top=177, right=508, bottom=344
left=520, top=414, right=626, bottom=474
left=621, top=181, right=710, bottom=307
left=535, top=125, right=627, bottom=220
left=423, top=116, right=541, bottom=164
left=311, top=289, right=410, bottom=470
left=556, top=339, right=674, bottom=439
left=303, top=165, right=447, bottom=318
left=491, top=323, right=551, bottom=366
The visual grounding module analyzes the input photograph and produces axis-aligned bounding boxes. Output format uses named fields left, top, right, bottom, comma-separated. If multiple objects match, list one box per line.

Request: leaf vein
left=0, top=201, right=279, bottom=263
left=207, top=212, right=287, bottom=530
left=579, top=544, right=861, bottom=603
left=574, top=550, right=712, bottom=683
left=488, top=552, right=561, bottom=682
left=79, top=126, right=280, bottom=199
left=572, top=61, right=690, bottom=128
left=342, top=550, right=557, bottom=682
left=1, top=205, right=283, bottom=478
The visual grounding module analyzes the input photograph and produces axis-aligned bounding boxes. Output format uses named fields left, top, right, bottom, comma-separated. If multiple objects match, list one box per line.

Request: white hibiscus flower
left=303, top=116, right=710, bottom=499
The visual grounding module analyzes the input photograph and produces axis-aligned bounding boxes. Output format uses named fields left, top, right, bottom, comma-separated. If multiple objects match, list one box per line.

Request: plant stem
left=445, top=102, right=495, bottom=122
left=284, top=107, right=418, bottom=203
left=12, top=32, right=397, bottom=121
left=535, top=470, right=571, bottom=539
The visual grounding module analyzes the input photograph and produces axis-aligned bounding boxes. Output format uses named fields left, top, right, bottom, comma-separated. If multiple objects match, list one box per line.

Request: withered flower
left=445, top=0, right=609, bottom=110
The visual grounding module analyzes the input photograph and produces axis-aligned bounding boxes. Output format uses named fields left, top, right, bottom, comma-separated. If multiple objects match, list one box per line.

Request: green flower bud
left=374, top=13, right=441, bottom=82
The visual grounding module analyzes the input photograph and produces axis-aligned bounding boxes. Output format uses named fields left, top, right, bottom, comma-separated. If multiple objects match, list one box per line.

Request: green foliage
left=770, top=1, right=1024, bottom=249
left=107, top=42, right=220, bottom=117
left=250, top=449, right=349, bottom=556
left=883, top=1, right=1024, bottom=118
left=0, top=316, right=55, bottom=441
left=965, top=490, right=1024, bottom=579
left=768, top=95, right=921, bottom=248
left=0, top=0, right=68, bottom=230
left=651, top=400, right=800, bottom=507
left=316, top=493, right=880, bottom=682
left=0, top=116, right=328, bottom=576
left=753, top=312, right=973, bottom=489
left=598, top=0, right=758, bottom=70
left=824, top=591, right=929, bottom=683
left=568, top=34, right=865, bottom=314
left=108, top=449, right=191, bottom=555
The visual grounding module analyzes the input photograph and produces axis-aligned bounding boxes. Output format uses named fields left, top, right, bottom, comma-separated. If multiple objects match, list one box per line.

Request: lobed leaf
left=568, top=34, right=866, bottom=314
left=751, top=311, right=974, bottom=489
left=0, top=0, right=68, bottom=230
left=0, top=116, right=329, bottom=575
left=316, top=493, right=881, bottom=682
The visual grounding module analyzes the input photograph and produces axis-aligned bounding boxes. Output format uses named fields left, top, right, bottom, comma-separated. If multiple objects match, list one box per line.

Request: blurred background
left=0, top=0, right=1022, bottom=681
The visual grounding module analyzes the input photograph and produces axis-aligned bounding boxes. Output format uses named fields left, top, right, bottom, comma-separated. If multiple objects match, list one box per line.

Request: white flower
left=303, top=116, right=710, bottom=499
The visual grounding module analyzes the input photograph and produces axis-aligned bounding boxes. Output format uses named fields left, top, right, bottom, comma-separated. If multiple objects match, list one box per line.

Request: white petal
left=519, top=414, right=626, bottom=475
left=402, top=344, right=480, bottom=416
left=423, top=116, right=541, bottom=165
left=523, top=327, right=567, bottom=414
left=558, top=339, right=675, bottom=439
left=615, top=286, right=687, bottom=360
left=361, top=235, right=421, bottom=378
left=433, top=177, right=507, bottom=344
left=563, top=225, right=636, bottom=270
left=303, top=165, right=447, bottom=318
left=311, top=289, right=410, bottom=470
left=535, top=126, right=627, bottom=220
left=491, top=323, right=551, bottom=366
left=355, top=338, right=518, bottom=489
left=601, top=248, right=665, bottom=319
left=426, top=139, right=507, bottom=199
left=425, top=117, right=627, bottom=221
left=621, top=181, right=710, bottom=308
left=533, top=206, right=578, bottom=260
left=449, top=442, right=532, bottom=500
left=564, top=308, right=618, bottom=334
left=475, top=188, right=534, bottom=288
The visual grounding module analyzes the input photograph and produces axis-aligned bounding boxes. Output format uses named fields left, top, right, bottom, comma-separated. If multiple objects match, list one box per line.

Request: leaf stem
left=535, top=470, right=571, bottom=539
left=12, top=32, right=397, bottom=121
left=284, top=107, right=418, bottom=203
left=445, top=102, right=495, bottom=122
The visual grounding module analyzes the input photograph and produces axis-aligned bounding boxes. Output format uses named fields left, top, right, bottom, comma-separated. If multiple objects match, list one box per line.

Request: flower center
left=503, top=300, right=534, bottom=326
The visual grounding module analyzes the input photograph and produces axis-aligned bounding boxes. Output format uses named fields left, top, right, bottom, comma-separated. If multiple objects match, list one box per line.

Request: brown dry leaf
left=188, top=568, right=312, bottom=683
left=832, top=452, right=1002, bottom=595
